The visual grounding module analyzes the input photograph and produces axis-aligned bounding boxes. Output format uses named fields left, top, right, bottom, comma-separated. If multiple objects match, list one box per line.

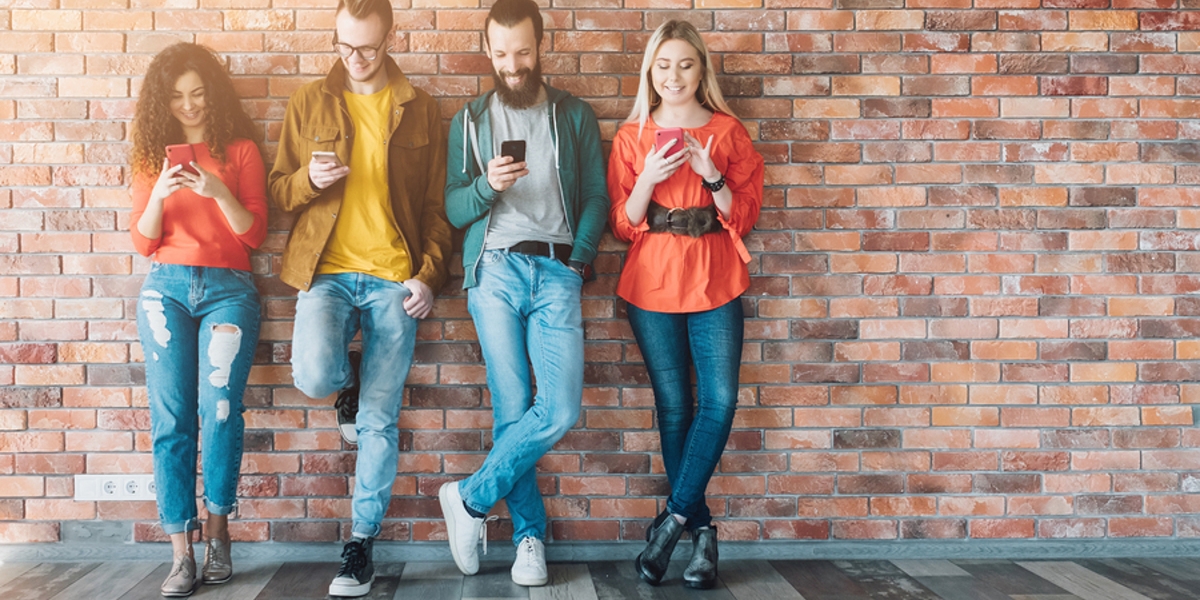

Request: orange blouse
left=608, top=112, right=764, bottom=313
left=129, top=138, right=268, bottom=272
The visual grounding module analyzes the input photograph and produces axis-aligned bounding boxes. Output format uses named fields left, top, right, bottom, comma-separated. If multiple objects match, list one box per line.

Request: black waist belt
left=507, top=240, right=572, bottom=265
left=646, top=201, right=722, bottom=238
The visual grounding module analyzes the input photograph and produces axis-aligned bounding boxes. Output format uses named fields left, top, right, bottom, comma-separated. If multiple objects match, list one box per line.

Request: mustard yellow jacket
left=268, top=59, right=451, bottom=293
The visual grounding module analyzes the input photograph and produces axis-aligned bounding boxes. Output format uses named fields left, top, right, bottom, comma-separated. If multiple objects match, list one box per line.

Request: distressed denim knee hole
left=207, top=324, right=242, bottom=389
left=140, top=290, right=171, bottom=350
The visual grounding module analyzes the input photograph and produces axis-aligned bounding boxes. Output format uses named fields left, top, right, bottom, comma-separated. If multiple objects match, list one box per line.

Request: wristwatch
left=568, top=260, right=590, bottom=279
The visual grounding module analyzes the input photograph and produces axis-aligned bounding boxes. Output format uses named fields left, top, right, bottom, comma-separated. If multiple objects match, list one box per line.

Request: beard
left=492, top=62, right=544, bottom=109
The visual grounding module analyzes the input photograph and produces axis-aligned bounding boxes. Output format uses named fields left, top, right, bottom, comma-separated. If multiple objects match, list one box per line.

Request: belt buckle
left=666, top=207, right=687, bottom=230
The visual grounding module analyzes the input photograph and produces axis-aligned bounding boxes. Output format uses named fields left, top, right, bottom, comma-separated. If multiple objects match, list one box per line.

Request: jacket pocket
left=301, top=125, right=340, bottom=146
left=389, top=130, right=428, bottom=150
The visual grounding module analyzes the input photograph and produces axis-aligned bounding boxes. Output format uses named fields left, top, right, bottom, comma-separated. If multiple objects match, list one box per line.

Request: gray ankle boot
left=635, top=511, right=685, bottom=585
left=683, top=526, right=718, bottom=589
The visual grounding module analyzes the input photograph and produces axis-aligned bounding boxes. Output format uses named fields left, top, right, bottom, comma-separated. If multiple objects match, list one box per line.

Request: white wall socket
left=74, top=474, right=157, bottom=501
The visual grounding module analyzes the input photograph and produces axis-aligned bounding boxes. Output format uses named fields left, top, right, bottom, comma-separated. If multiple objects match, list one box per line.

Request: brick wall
left=1, top=0, right=1199, bottom=546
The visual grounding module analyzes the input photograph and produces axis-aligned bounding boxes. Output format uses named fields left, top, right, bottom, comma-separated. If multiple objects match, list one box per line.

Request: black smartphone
left=500, top=140, right=526, bottom=164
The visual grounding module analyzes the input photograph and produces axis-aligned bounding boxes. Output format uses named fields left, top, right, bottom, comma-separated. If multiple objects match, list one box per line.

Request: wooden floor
left=1, top=557, right=1197, bottom=600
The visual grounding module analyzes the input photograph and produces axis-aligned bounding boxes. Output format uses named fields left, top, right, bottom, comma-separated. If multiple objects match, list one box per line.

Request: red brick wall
left=2, top=0, right=1199, bottom=546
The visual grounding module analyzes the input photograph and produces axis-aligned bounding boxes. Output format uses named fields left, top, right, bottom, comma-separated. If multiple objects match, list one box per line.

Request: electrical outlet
left=75, top=474, right=157, bottom=502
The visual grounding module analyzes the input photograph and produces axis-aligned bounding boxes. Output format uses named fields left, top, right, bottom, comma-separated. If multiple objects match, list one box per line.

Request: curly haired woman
left=129, top=42, right=267, bottom=597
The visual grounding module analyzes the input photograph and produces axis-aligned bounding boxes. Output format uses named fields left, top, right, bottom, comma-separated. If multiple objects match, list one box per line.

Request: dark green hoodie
left=445, top=86, right=610, bottom=288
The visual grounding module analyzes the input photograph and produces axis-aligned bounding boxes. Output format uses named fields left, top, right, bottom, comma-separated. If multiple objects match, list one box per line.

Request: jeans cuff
left=457, top=479, right=491, bottom=516
left=161, top=517, right=201, bottom=536
left=666, top=498, right=709, bottom=528
left=205, top=498, right=236, bottom=517
left=512, top=532, right=545, bottom=546
left=352, top=522, right=381, bottom=539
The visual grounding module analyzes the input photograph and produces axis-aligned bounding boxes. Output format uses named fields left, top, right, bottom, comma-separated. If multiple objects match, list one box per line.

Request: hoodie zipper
left=548, top=102, right=574, bottom=239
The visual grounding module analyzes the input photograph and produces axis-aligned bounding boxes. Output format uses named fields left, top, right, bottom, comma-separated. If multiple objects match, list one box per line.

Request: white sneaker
left=439, top=481, right=484, bottom=575
left=511, top=536, right=548, bottom=587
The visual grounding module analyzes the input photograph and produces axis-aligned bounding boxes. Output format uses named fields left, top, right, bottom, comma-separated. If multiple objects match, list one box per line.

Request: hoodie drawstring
left=550, top=107, right=561, bottom=166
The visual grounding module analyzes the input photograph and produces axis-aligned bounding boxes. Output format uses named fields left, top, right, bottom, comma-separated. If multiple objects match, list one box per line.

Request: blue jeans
left=291, top=273, right=418, bottom=539
left=626, top=298, right=744, bottom=530
left=460, top=249, right=583, bottom=545
left=137, top=264, right=261, bottom=535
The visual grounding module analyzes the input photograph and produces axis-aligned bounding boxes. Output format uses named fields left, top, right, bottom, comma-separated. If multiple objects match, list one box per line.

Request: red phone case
left=656, top=128, right=684, bottom=157
left=165, top=144, right=198, bottom=175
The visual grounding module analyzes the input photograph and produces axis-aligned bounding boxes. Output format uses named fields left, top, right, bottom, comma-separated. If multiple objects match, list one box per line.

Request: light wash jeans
left=137, top=263, right=261, bottom=535
left=290, top=272, right=418, bottom=539
left=459, top=249, right=583, bottom=545
left=627, top=298, right=744, bottom=531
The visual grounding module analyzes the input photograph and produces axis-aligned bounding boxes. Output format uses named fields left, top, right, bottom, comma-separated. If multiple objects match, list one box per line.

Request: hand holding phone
left=487, top=140, right=529, bottom=193
left=640, top=127, right=689, bottom=188
left=150, top=157, right=188, bottom=203
left=166, top=144, right=199, bottom=175
left=309, top=150, right=349, bottom=190
left=655, top=128, right=685, bottom=158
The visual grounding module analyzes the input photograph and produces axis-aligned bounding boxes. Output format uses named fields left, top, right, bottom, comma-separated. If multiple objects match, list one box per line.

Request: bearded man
left=436, top=0, right=609, bottom=588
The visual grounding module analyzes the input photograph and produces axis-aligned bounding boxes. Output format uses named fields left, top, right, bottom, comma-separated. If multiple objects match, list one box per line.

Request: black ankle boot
left=683, top=526, right=718, bottom=589
left=635, top=511, right=685, bottom=585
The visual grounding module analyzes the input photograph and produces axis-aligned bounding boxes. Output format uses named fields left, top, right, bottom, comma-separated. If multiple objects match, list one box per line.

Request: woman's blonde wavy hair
left=626, top=20, right=736, bottom=132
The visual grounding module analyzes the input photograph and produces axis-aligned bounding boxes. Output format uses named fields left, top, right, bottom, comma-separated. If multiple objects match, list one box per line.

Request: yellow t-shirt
left=316, top=86, right=412, bottom=282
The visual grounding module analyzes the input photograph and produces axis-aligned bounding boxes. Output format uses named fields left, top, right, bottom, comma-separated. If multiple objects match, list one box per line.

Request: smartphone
left=165, top=144, right=199, bottom=175
left=655, top=128, right=685, bottom=157
left=311, top=150, right=342, bottom=166
left=500, top=140, right=526, bottom=164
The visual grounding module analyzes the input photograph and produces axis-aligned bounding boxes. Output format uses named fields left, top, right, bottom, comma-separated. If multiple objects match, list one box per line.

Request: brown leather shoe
left=201, top=538, right=233, bottom=584
left=160, top=553, right=198, bottom=597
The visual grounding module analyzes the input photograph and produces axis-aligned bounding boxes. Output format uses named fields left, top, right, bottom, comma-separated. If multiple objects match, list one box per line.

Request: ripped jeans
left=136, top=263, right=260, bottom=535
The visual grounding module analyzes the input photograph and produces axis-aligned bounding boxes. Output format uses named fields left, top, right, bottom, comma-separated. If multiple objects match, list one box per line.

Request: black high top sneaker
left=329, top=536, right=374, bottom=597
left=334, top=350, right=362, bottom=444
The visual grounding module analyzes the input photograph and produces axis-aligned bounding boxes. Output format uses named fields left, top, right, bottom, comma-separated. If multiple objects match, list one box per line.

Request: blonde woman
left=607, top=20, right=764, bottom=589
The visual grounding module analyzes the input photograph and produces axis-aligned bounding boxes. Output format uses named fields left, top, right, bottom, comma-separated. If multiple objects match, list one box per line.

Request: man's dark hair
left=485, top=0, right=543, bottom=47
left=337, top=0, right=393, bottom=32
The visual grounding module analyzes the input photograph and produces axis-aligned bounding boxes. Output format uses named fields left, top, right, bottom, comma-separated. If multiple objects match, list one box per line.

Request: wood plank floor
left=0, top=557, right=1195, bottom=600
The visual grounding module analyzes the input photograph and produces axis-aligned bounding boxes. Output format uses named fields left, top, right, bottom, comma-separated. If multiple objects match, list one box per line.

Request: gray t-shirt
left=483, top=93, right=573, bottom=250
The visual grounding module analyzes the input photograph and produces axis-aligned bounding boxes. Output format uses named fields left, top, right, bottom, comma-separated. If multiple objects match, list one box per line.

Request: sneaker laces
left=519, top=537, right=538, bottom=567
left=337, top=540, right=368, bottom=577
left=204, top=538, right=228, bottom=567
left=335, top=388, right=358, bottom=420
left=169, top=554, right=191, bottom=577
left=480, top=515, right=499, bottom=555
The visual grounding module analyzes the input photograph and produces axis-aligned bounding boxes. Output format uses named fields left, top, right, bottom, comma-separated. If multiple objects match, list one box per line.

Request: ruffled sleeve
left=606, top=124, right=650, bottom=243
left=715, top=117, right=764, bottom=262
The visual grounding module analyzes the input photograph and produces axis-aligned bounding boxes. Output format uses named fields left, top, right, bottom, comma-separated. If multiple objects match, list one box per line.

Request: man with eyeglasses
left=267, top=0, right=450, bottom=596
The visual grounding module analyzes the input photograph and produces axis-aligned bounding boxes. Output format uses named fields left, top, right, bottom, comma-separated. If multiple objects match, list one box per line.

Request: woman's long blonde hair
left=626, top=20, right=736, bottom=132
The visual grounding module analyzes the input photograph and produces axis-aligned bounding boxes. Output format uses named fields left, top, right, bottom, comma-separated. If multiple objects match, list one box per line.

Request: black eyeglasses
left=332, top=33, right=388, bottom=61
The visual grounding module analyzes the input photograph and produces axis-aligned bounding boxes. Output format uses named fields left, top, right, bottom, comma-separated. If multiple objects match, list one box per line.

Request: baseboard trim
left=3, top=539, right=1200, bottom=563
